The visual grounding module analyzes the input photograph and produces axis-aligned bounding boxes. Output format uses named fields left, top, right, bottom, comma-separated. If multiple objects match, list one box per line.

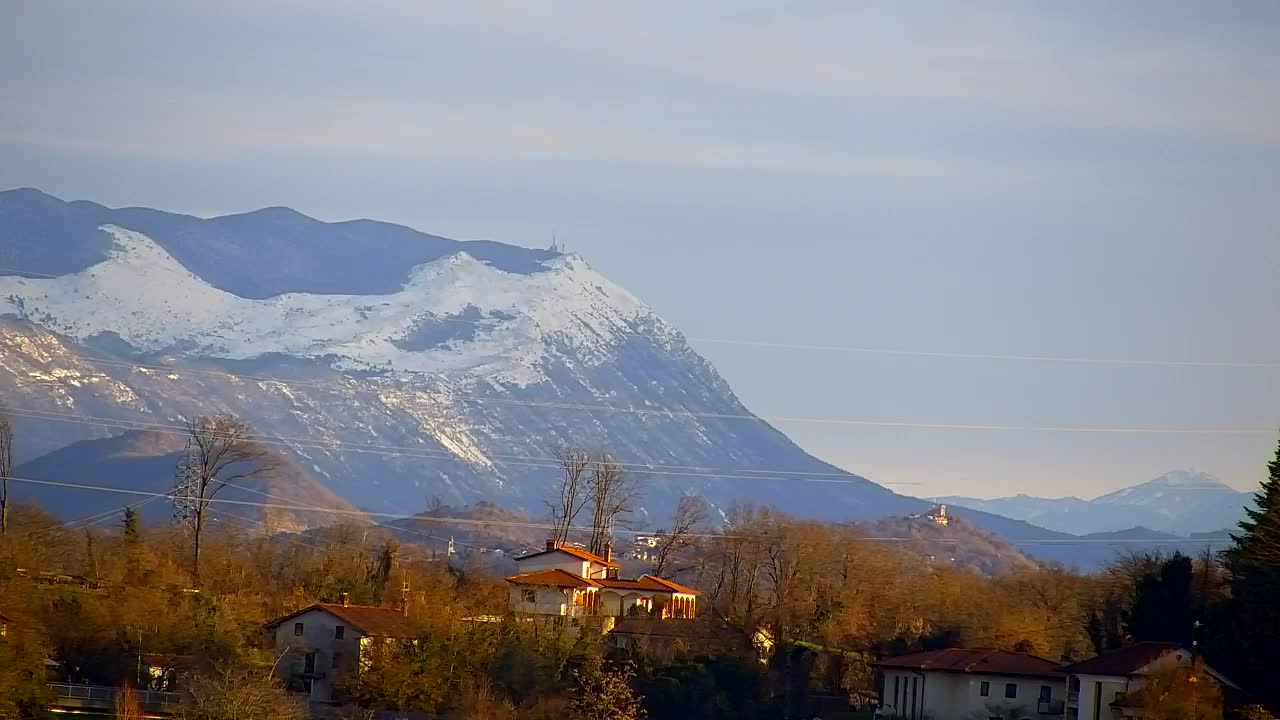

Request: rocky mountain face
left=3, top=188, right=1225, bottom=570
left=1, top=188, right=930, bottom=530
left=940, top=470, right=1256, bottom=535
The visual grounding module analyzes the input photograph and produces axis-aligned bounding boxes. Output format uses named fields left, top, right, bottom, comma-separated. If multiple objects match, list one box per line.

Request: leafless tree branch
left=652, top=493, right=708, bottom=577
left=184, top=414, right=277, bottom=583
left=547, top=447, right=591, bottom=547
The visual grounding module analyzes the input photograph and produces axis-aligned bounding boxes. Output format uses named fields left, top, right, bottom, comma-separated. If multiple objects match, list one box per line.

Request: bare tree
left=586, top=453, right=641, bottom=557
left=651, top=493, right=707, bottom=577
left=0, top=407, right=11, bottom=536
left=547, top=447, right=591, bottom=547
left=180, top=415, right=276, bottom=583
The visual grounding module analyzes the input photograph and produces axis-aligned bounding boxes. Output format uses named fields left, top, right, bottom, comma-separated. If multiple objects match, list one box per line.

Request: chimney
left=546, top=538, right=556, bottom=551
left=341, top=592, right=350, bottom=607
left=605, top=541, right=613, bottom=564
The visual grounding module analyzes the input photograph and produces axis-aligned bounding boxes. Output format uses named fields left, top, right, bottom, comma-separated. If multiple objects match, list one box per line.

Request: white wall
left=508, top=585, right=572, bottom=615
left=1072, top=648, right=1197, bottom=720
left=514, top=553, right=590, bottom=578
left=1073, top=674, right=1128, bottom=720
left=880, top=670, right=1065, bottom=720
left=272, top=608, right=362, bottom=703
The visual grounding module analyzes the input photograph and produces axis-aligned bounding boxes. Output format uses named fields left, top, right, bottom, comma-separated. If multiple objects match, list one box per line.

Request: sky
left=1, top=1, right=1278, bottom=499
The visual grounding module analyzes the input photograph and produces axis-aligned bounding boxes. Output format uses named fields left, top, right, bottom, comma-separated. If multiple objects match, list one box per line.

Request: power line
left=4, top=263, right=1278, bottom=370
left=2, top=406, right=916, bottom=485
left=15, top=356, right=1276, bottom=436
left=3, top=474, right=1236, bottom=546
left=3, top=389, right=887, bottom=481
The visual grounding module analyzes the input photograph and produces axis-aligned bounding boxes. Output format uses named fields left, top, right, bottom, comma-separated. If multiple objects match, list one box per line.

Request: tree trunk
left=192, top=507, right=203, bottom=584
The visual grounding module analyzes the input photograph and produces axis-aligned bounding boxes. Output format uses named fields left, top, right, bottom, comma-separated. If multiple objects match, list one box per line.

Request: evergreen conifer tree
left=1220, top=438, right=1280, bottom=709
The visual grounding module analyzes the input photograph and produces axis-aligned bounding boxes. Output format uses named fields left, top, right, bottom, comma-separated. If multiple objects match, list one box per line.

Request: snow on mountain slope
left=2, top=191, right=938, bottom=531
left=0, top=224, right=655, bottom=386
left=2, top=189, right=1106, bottom=565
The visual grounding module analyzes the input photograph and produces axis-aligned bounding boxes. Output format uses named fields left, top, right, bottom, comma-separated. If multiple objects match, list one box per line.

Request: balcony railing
left=49, top=683, right=185, bottom=706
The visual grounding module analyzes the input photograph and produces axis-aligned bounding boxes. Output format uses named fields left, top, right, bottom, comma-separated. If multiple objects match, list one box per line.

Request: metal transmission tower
left=172, top=437, right=200, bottom=524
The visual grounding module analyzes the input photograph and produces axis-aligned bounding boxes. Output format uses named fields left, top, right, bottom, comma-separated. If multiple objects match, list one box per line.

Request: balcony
left=49, top=683, right=185, bottom=711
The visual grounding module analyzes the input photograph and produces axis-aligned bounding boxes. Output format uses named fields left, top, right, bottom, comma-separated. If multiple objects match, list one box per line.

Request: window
left=304, top=652, right=316, bottom=674
left=301, top=679, right=313, bottom=694
left=293, top=622, right=304, bottom=636
left=335, top=625, right=345, bottom=640
left=911, top=676, right=918, bottom=719
left=1039, top=685, right=1052, bottom=703
left=979, top=681, right=990, bottom=697
left=893, top=676, right=900, bottom=709
left=522, top=589, right=537, bottom=603
left=1005, top=683, right=1018, bottom=699
left=332, top=651, right=343, bottom=669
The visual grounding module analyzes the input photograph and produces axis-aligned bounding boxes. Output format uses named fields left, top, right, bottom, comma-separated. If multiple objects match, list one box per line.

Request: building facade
left=505, top=541, right=698, bottom=623
left=264, top=595, right=417, bottom=703
left=874, top=648, right=1066, bottom=720
left=1062, top=643, right=1235, bottom=720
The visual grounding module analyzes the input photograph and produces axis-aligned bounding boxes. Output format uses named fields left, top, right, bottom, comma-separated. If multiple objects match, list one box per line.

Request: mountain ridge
left=939, top=470, right=1255, bottom=535
left=0, top=188, right=1220, bottom=570
left=1, top=189, right=914, bottom=528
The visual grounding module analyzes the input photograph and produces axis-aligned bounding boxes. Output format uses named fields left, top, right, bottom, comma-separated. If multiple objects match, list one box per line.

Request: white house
left=264, top=594, right=418, bottom=703
left=1062, top=642, right=1236, bottom=720
left=873, top=648, right=1066, bottom=720
left=505, top=541, right=698, bottom=622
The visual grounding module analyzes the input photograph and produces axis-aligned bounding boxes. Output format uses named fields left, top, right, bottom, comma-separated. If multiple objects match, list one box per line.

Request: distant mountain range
left=939, top=470, right=1256, bottom=535
left=0, top=188, right=1246, bottom=572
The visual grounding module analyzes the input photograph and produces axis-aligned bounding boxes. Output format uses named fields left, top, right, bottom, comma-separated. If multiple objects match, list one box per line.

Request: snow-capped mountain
left=2, top=188, right=940, bottom=527
left=940, top=470, right=1256, bottom=535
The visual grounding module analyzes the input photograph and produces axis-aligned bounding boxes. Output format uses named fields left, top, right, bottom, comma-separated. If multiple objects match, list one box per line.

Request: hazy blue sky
left=2, top=1, right=1278, bottom=499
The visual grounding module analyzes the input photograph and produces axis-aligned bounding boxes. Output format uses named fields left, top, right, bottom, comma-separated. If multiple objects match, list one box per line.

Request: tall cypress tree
left=1220, top=437, right=1280, bottom=708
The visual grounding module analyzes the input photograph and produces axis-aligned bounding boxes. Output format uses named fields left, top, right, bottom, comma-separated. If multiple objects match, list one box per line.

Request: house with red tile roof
left=1062, top=642, right=1236, bottom=720
left=264, top=593, right=419, bottom=704
left=872, top=648, right=1066, bottom=720
left=505, top=540, right=698, bottom=622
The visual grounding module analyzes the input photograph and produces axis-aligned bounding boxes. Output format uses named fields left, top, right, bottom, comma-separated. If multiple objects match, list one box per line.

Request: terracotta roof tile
left=641, top=575, right=700, bottom=596
left=1061, top=642, right=1182, bottom=677
left=873, top=648, right=1063, bottom=678
left=595, top=576, right=672, bottom=592
left=514, top=545, right=620, bottom=568
left=266, top=603, right=418, bottom=638
left=505, top=568, right=600, bottom=589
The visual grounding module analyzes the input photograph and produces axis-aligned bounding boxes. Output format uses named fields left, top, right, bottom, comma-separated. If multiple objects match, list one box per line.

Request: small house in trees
left=873, top=648, right=1067, bottom=720
left=264, top=594, right=417, bottom=703
left=505, top=540, right=698, bottom=624
left=1062, top=642, right=1236, bottom=720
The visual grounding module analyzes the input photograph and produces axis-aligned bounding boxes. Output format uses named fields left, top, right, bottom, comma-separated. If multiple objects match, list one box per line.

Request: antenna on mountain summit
left=549, top=232, right=561, bottom=254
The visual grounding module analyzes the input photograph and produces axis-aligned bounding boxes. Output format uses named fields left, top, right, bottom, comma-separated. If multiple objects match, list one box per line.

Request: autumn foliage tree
left=1130, top=665, right=1223, bottom=720
left=570, top=661, right=645, bottom=720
